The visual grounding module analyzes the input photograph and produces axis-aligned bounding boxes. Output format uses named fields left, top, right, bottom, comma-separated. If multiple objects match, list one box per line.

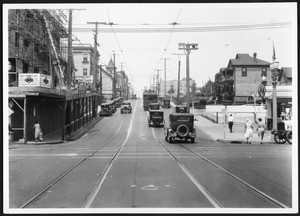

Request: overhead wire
left=153, top=8, right=182, bottom=74
left=106, top=9, right=132, bottom=77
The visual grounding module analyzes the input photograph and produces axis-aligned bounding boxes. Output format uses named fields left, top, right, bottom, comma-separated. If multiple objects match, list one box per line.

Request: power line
left=71, top=21, right=291, bottom=33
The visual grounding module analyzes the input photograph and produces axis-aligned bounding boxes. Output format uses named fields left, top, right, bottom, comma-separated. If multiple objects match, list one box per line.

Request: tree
left=168, top=83, right=175, bottom=96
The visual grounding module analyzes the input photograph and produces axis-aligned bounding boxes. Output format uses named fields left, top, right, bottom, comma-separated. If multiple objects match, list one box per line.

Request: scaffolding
left=8, top=9, right=69, bottom=88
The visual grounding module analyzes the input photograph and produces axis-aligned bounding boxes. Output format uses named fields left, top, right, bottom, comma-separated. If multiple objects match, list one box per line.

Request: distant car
left=148, top=110, right=164, bottom=127
left=120, top=102, right=132, bottom=114
left=149, top=103, right=160, bottom=110
left=175, top=105, right=188, bottom=113
left=165, top=113, right=196, bottom=143
left=99, top=103, right=112, bottom=116
left=162, top=99, right=171, bottom=108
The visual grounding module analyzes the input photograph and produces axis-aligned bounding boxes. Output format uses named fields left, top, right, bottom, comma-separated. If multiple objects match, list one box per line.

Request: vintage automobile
left=107, top=100, right=117, bottom=113
left=99, top=103, right=112, bottom=116
left=175, top=105, right=188, bottom=113
left=165, top=113, right=196, bottom=143
left=120, top=102, right=132, bottom=114
left=162, top=99, right=171, bottom=108
left=149, top=103, right=160, bottom=110
left=148, top=110, right=164, bottom=127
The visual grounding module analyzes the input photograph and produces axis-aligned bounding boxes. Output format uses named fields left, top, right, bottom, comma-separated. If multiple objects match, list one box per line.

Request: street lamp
left=270, top=60, right=280, bottom=130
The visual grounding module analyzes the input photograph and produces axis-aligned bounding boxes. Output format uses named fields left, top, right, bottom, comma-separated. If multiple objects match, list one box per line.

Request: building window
left=242, top=67, right=247, bottom=77
left=15, top=32, right=20, bottom=48
left=261, top=67, right=267, bottom=77
left=82, top=53, right=88, bottom=63
left=83, top=68, right=87, bottom=75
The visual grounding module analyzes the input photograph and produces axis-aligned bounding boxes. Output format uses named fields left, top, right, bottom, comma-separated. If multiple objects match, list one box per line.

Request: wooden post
left=23, top=97, right=27, bottom=144
left=62, top=101, right=66, bottom=141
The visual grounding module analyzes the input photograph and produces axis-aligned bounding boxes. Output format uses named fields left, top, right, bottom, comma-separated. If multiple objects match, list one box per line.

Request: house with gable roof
left=215, top=53, right=272, bottom=104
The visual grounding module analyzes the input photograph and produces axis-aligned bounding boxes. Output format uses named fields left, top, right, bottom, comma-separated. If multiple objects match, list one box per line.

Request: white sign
left=75, top=75, right=93, bottom=83
left=18, top=73, right=52, bottom=88
left=40, top=74, right=52, bottom=88
left=19, top=74, right=40, bottom=87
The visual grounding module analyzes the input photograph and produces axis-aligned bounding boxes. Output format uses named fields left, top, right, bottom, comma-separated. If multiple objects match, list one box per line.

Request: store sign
left=75, top=75, right=93, bottom=83
left=19, top=73, right=52, bottom=88
left=40, top=74, right=52, bottom=88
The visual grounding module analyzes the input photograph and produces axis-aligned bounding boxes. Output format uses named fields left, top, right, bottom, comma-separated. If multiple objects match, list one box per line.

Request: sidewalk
left=171, top=102, right=274, bottom=144
left=192, top=108, right=274, bottom=144
left=9, top=117, right=103, bottom=148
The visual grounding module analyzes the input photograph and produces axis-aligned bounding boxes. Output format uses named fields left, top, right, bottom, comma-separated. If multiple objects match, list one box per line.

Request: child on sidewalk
left=33, top=120, right=42, bottom=143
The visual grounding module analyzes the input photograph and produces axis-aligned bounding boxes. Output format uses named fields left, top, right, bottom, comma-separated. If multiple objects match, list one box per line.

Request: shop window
left=242, top=67, right=247, bottom=77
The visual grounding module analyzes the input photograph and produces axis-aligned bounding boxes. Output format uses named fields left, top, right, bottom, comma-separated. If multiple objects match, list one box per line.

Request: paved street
left=8, top=99, right=293, bottom=212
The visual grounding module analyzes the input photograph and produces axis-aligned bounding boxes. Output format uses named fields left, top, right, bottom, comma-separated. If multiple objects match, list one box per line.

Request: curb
left=216, top=139, right=276, bottom=145
left=10, top=117, right=104, bottom=147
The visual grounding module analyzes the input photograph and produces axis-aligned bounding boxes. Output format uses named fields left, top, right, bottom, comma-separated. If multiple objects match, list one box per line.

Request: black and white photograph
left=3, top=2, right=298, bottom=214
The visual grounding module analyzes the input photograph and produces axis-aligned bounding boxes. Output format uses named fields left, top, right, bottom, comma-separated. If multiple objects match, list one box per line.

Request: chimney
left=253, top=53, right=257, bottom=63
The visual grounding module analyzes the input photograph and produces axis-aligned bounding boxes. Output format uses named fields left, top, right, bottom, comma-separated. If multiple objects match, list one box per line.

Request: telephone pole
left=87, top=21, right=106, bottom=90
left=178, top=43, right=198, bottom=113
left=155, top=69, right=161, bottom=95
left=113, top=51, right=116, bottom=99
left=161, top=58, right=170, bottom=98
left=67, top=9, right=72, bottom=90
left=172, top=53, right=186, bottom=105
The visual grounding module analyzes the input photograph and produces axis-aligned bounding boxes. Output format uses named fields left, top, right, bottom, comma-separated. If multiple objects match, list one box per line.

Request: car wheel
left=274, top=134, right=286, bottom=144
left=286, top=131, right=292, bottom=144
left=191, top=138, right=195, bottom=143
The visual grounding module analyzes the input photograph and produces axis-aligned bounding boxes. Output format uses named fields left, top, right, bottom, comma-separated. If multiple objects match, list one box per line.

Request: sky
left=4, top=3, right=297, bottom=97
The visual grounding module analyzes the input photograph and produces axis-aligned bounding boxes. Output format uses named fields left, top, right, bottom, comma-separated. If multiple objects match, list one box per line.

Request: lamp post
left=270, top=61, right=280, bottom=130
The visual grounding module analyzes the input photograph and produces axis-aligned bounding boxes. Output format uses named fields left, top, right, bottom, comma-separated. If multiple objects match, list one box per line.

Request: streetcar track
left=81, top=100, right=137, bottom=208
left=19, top=117, right=126, bottom=208
left=179, top=143, right=289, bottom=208
left=152, top=126, right=288, bottom=208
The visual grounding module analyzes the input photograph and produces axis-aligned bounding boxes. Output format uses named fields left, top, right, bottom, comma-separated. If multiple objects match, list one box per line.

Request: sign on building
left=19, top=73, right=52, bottom=88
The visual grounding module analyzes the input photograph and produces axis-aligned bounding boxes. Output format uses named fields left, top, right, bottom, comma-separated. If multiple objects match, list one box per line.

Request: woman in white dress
left=244, top=119, right=254, bottom=144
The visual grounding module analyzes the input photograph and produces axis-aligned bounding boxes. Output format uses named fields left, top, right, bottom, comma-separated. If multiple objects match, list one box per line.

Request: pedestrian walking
left=228, top=114, right=234, bottom=133
left=33, top=120, right=42, bottom=143
left=244, top=119, right=254, bottom=144
left=256, top=118, right=266, bottom=144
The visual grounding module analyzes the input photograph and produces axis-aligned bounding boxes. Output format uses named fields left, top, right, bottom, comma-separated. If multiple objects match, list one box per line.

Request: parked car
left=164, top=113, right=196, bottom=143
left=107, top=100, right=117, bottom=113
left=175, top=105, right=188, bottom=113
left=99, top=103, right=112, bottom=116
left=120, top=102, right=132, bottom=114
left=149, top=103, right=160, bottom=110
left=162, top=99, right=171, bottom=108
left=148, top=110, right=164, bottom=127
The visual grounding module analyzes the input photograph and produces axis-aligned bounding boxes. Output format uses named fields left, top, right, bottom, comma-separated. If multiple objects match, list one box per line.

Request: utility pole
left=113, top=51, right=116, bottom=99
left=172, top=53, right=186, bottom=105
left=155, top=69, right=161, bottom=95
left=67, top=9, right=72, bottom=90
left=87, top=21, right=106, bottom=90
left=161, top=58, right=170, bottom=98
left=178, top=43, right=198, bottom=113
